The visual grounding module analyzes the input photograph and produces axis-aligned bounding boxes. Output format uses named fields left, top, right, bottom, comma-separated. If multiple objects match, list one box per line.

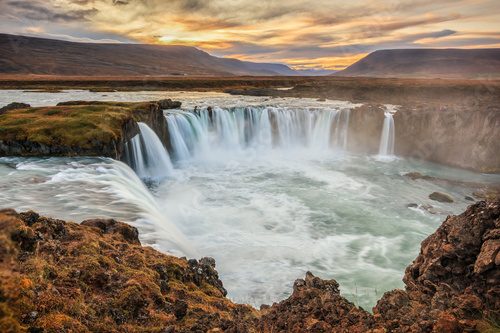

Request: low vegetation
left=0, top=210, right=257, bottom=333
left=0, top=103, right=136, bottom=148
left=0, top=100, right=179, bottom=157
left=0, top=200, right=498, bottom=332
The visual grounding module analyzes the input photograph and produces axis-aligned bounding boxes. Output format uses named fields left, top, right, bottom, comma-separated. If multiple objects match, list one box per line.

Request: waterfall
left=378, top=106, right=396, bottom=156
left=123, top=122, right=173, bottom=180
left=332, top=108, right=351, bottom=149
left=164, top=106, right=353, bottom=162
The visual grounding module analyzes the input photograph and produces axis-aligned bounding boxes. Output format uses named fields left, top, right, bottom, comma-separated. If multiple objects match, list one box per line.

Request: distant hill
left=334, top=49, right=500, bottom=79
left=0, top=34, right=306, bottom=77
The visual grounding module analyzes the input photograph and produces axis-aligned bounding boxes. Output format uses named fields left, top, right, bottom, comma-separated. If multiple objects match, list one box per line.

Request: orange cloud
left=1, top=0, right=499, bottom=69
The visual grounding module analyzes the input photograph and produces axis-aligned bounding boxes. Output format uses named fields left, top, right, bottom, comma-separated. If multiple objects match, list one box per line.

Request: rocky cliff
left=229, top=79, right=500, bottom=173
left=394, top=105, right=500, bottom=173
left=0, top=99, right=180, bottom=159
left=344, top=103, right=500, bottom=173
left=1, top=200, right=498, bottom=332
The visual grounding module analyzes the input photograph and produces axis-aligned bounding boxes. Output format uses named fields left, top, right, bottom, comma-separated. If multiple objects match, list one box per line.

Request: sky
left=0, top=0, right=499, bottom=70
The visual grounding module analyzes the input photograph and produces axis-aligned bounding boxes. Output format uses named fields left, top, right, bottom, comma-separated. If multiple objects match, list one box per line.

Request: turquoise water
left=0, top=90, right=498, bottom=310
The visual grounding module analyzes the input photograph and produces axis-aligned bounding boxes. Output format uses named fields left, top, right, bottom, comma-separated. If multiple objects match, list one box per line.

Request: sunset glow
left=1, top=0, right=499, bottom=69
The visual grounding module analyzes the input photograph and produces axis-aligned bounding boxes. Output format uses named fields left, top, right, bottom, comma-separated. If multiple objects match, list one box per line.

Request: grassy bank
left=0, top=100, right=178, bottom=157
left=0, top=103, right=139, bottom=149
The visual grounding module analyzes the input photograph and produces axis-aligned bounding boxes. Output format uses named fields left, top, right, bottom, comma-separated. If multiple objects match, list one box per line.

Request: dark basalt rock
left=186, top=257, right=227, bottom=297
left=158, top=99, right=182, bottom=109
left=81, top=218, right=140, bottom=245
left=174, top=300, right=188, bottom=320
left=429, top=191, right=454, bottom=203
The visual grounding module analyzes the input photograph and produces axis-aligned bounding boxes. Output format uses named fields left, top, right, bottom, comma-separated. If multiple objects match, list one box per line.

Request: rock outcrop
left=0, top=209, right=256, bottom=333
left=258, top=272, right=375, bottom=332
left=428, top=191, right=454, bottom=203
left=260, top=200, right=500, bottom=332
left=394, top=105, right=500, bottom=173
left=343, top=103, right=500, bottom=173
left=0, top=99, right=180, bottom=159
left=0, top=102, right=30, bottom=115
left=0, top=200, right=498, bottom=332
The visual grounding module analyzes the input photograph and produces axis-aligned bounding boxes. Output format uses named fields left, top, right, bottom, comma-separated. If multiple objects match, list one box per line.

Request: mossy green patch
left=0, top=103, right=141, bottom=148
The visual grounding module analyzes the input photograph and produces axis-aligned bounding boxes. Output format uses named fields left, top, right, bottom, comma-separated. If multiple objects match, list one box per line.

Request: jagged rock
left=81, top=218, right=140, bottom=245
left=0, top=210, right=256, bottom=333
left=374, top=200, right=500, bottom=332
left=258, top=271, right=375, bottom=332
left=0, top=201, right=498, bottom=332
left=174, top=300, right=188, bottom=320
left=429, top=191, right=454, bottom=203
left=158, top=99, right=182, bottom=109
left=186, top=257, right=227, bottom=297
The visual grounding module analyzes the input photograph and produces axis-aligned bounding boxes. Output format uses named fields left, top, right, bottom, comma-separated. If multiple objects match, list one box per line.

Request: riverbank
left=1, top=76, right=499, bottom=102
left=0, top=199, right=498, bottom=332
left=0, top=99, right=179, bottom=158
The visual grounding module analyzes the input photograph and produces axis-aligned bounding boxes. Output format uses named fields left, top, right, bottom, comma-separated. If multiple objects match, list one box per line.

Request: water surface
left=0, top=90, right=497, bottom=309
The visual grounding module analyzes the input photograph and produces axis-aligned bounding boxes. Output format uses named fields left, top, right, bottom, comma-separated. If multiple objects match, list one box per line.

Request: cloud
left=1, top=0, right=498, bottom=69
left=113, top=0, right=129, bottom=5
left=6, top=0, right=97, bottom=22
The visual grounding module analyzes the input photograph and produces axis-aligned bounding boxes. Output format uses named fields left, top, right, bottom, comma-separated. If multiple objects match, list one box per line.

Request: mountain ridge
left=334, top=48, right=500, bottom=79
left=0, top=33, right=308, bottom=77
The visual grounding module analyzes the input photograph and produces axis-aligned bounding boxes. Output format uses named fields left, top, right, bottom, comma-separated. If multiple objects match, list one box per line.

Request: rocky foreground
left=0, top=200, right=498, bottom=332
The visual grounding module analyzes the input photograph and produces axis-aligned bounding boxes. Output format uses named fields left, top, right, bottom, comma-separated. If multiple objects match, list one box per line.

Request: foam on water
left=0, top=91, right=498, bottom=310
left=0, top=157, right=194, bottom=256
left=123, top=122, right=174, bottom=181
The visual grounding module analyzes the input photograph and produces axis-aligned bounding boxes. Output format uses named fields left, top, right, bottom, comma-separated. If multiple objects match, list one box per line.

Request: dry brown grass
left=0, top=104, right=132, bottom=147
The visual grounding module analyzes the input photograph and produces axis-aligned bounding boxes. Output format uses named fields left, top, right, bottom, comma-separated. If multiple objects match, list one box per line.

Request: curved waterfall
left=165, top=106, right=352, bottom=162
left=0, top=157, right=195, bottom=256
left=378, top=106, right=396, bottom=156
left=123, top=122, right=174, bottom=180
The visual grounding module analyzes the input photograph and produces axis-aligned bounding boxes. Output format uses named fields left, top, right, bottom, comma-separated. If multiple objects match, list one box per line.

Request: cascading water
left=164, top=106, right=352, bottom=162
left=0, top=157, right=195, bottom=256
left=123, top=122, right=174, bottom=180
left=0, top=91, right=494, bottom=310
left=378, top=106, right=397, bottom=156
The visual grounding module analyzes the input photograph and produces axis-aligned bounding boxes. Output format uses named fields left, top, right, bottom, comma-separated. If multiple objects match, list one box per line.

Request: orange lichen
left=19, top=278, right=33, bottom=290
left=0, top=210, right=257, bottom=333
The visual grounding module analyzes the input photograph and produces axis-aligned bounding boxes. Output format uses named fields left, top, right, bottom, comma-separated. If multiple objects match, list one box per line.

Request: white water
left=0, top=157, right=194, bottom=256
left=378, top=105, right=396, bottom=156
left=0, top=91, right=498, bottom=310
left=123, top=122, right=173, bottom=181
left=165, top=106, right=353, bottom=162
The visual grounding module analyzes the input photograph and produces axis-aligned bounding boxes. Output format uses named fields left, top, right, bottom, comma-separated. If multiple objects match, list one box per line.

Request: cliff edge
left=0, top=99, right=180, bottom=159
left=0, top=200, right=498, bottom=332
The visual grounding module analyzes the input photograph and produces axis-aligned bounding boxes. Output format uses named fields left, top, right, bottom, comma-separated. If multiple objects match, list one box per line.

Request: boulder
left=429, top=191, right=454, bottom=203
